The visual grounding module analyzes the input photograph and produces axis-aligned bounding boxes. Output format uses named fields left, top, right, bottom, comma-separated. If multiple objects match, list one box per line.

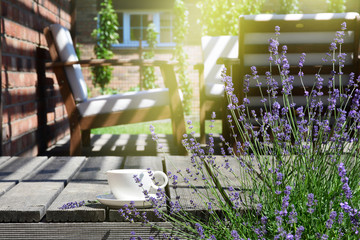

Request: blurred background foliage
left=196, top=0, right=347, bottom=36
left=142, top=23, right=159, bottom=90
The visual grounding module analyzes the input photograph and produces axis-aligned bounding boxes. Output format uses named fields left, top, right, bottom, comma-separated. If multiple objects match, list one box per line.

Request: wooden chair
left=220, top=12, right=360, bottom=145
left=195, top=36, right=238, bottom=143
left=44, top=24, right=186, bottom=156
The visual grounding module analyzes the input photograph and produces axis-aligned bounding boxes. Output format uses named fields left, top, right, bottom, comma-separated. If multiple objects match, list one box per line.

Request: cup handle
left=151, top=171, right=169, bottom=189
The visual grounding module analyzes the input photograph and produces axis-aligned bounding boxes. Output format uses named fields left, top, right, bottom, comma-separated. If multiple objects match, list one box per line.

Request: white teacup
left=106, top=169, right=168, bottom=200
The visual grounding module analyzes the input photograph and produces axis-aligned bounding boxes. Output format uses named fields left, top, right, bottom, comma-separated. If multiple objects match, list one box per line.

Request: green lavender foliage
left=142, top=23, right=158, bottom=90
left=196, top=0, right=264, bottom=36
left=173, top=0, right=192, bottom=115
left=91, top=0, right=119, bottom=94
left=327, top=0, right=347, bottom=12
left=123, top=22, right=360, bottom=240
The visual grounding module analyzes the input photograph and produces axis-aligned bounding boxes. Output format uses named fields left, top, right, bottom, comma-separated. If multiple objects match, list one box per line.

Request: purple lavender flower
left=307, top=193, right=317, bottom=214
left=284, top=186, right=292, bottom=195
left=288, top=205, right=298, bottom=225
left=338, top=162, right=353, bottom=199
left=269, top=38, right=279, bottom=55
left=231, top=230, right=240, bottom=240
left=256, top=203, right=263, bottom=214
left=275, top=26, right=280, bottom=35
left=286, top=233, right=294, bottom=239
left=59, top=200, right=86, bottom=209
left=298, top=53, right=306, bottom=68
left=295, top=226, right=304, bottom=240
left=321, top=234, right=329, bottom=240
left=340, top=201, right=352, bottom=213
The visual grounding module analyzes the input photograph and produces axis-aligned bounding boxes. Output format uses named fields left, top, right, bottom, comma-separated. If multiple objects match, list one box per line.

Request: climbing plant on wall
left=91, top=0, right=119, bottom=93
left=142, top=23, right=158, bottom=90
left=173, top=0, right=192, bottom=115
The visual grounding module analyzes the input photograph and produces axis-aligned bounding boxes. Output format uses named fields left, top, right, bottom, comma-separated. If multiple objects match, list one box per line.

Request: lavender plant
left=121, top=23, right=360, bottom=239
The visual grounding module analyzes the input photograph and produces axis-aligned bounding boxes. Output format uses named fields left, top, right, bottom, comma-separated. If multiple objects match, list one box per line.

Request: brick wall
left=1, top=0, right=72, bottom=156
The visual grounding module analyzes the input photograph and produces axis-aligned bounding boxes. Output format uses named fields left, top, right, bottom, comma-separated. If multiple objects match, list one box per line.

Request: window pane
left=117, top=12, right=123, bottom=26
left=130, top=28, right=141, bottom=41
left=160, top=12, right=172, bottom=27
left=143, top=14, right=153, bottom=27
left=116, top=12, right=124, bottom=43
left=130, top=15, right=142, bottom=27
left=160, top=28, right=171, bottom=43
left=129, top=14, right=154, bottom=41
left=117, top=29, right=124, bottom=43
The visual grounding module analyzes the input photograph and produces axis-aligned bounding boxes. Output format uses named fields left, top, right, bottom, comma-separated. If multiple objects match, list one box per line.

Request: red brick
left=15, top=0, right=34, bottom=12
left=3, top=19, right=40, bottom=44
left=38, top=4, right=59, bottom=24
left=4, top=72, right=38, bottom=88
left=6, top=87, right=37, bottom=105
left=10, top=115, right=38, bottom=138
left=54, top=105, right=67, bottom=120
left=2, top=0, right=72, bottom=156
left=3, top=105, right=20, bottom=123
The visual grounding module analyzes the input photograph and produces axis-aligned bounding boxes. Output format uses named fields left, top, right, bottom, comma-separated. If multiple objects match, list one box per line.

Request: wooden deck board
left=0, top=157, right=48, bottom=182
left=72, top=156, right=125, bottom=181
left=46, top=182, right=109, bottom=222
left=24, top=156, right=86, bottom=183
left=0, top=182, right=64, bottom=222
left=0, top=222, right=174, bottom=240
left=0, top=182, right=16, bottom=197
left=0, top=157, right=11, bottom=167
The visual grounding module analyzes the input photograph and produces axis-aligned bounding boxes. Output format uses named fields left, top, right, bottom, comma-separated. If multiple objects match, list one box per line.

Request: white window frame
left=112, top=11, right=175, bottom=48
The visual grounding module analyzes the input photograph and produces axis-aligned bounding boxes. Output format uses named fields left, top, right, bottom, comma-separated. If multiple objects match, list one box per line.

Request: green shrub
left=91, top=0, right=119, bottom=94
left=327, top=0, right=347, bottom=12
left=196, top=0, right=264, bottom=36
left=279, top=0, right=301, bottom=14
left=142, top=23, right=158, bottom=90
left=173, top=0, right=192, bottom=115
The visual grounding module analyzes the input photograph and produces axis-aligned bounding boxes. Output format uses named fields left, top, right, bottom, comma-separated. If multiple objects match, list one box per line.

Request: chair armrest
left=216, top=57, right=240, bottom=65
left=45, top=59, right=176, bottom=68
left=194, top=63, right=204, bottom=71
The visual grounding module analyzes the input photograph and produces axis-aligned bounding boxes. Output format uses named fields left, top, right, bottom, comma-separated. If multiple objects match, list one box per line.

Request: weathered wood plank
left=0, top=182, right=64, bottom=222
left=72, top=156, right=125, bottom=181
left=165, top=155, right=253, bottom=188
left=0, top=182, right=15, bottom=197
left=108, top=156, right=166, bottom=222
left=46, top=182, right=109, bottom=222
left=0, top=157, right=10, bottom=167
left=0, top=222, right=175, bottom=240
left=123, top=156, right=164, bottom=170
left=169, top=187, right=224, bottom=220
left=0, top=157, right=48, bottom=182
left=165, top=155, right=208, bottom=187
left=24, top=157, right=86, bottom=183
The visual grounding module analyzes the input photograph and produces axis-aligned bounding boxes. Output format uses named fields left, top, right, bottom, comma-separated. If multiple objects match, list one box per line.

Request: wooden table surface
left=0, top=155, right=217, bottom=239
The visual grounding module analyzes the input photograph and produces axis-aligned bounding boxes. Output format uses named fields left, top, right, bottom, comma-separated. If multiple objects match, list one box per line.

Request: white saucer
left=96, top=194, right=156, bottom=209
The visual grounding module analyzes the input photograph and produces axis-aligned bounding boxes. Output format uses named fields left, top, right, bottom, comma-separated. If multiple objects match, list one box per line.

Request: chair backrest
left=202, top=35, right=238, bottom=86
left=237, top=12, right=360, bottom=110
left=49, top=24, right=88, bottom=102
